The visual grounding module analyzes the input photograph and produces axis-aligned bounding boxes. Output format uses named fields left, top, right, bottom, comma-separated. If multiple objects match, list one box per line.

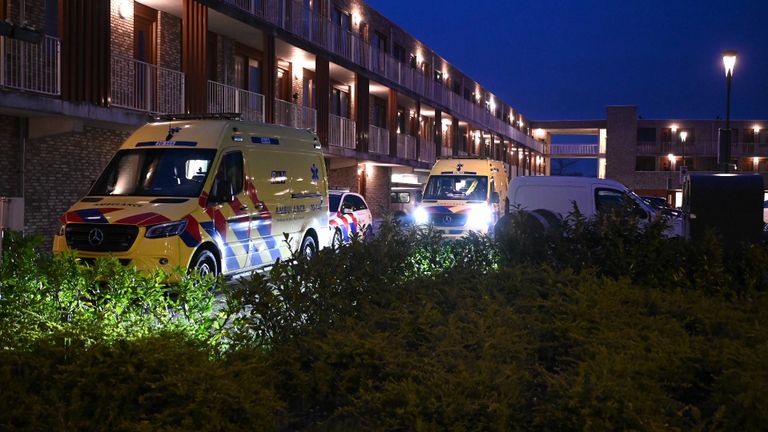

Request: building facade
left=533, top=106, right=768, bottom=207
left=0, top=0, right=546, bottom=243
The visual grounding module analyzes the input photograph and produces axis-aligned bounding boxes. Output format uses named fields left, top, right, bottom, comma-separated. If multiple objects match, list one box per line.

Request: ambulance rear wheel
left=331, top=229, right=343, bottom=249
left=190, top=249, right=218, bottom=278
left=300, top=234, right=317, bottom=260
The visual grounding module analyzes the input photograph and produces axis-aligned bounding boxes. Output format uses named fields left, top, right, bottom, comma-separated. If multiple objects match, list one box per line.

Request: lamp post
left=680, top=131, right=688, bottom=182
left=719, top=50, right=737, bottom=172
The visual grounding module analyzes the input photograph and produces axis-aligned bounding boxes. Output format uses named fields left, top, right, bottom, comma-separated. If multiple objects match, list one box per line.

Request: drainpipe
left=20, top=117, right=27, bottom=236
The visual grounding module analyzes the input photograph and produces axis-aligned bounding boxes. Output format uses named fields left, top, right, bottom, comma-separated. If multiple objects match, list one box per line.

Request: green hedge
left=1, top=214, right=767, bottom=430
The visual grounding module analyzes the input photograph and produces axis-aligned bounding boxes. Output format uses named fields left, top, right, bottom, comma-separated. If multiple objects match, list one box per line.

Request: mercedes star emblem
left=88, top=228, right=105, bottom=246
left=443, top=215, right=452, bottom=224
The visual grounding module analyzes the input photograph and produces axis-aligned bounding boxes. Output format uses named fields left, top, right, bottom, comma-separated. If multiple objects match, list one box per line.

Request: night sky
left=365, top=0, right=768, bottom=121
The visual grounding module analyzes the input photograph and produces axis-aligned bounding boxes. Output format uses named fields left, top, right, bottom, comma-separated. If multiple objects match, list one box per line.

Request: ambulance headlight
left=466, top=204, right=493, bottom=230
left=145, top=220, right=187, bottom=238
left=413, top=206, right=430, bottom=225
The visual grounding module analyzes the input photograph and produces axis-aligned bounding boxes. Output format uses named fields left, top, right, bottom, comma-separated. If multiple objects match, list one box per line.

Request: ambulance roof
left=121, top=119, right=320, bottom=152
left=430, top=158, right=504, bottom=174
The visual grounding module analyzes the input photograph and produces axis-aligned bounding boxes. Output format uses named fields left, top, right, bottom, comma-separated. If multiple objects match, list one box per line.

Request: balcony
left=274, top=99, right=317, bottom=130
left=110, top=55, right=185, bottom=114
left=219, top=0, right=543, bottom=154
left=0, top=34, right=60, bottom=96
left=329, top=114, right=355, bottom=149
left=208, top=81, right=265, bottom=122
left=368, top=125, right=389, bottom=155
left=549, top=144, right=599, bottom=157
left=420, top=140, right=436, bottom=164
left=396, top=133, right=416, bottom=160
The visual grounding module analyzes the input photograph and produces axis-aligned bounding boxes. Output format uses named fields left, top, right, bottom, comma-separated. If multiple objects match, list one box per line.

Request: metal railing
left=329, top=114, right=355, bottom=149
left=549, top=144, right=599, bottom=156
left=208, top=81, right=265, bottom=122
left=396, top=134, right=417, bottom=160
left=110, top=55, right=185, bottom=113
left=420, top=139, right=436, bottom=164
left=274, top=99, right=317, bottom=130
left=368, top=125, right=390, bottom=155
left=0, top=34, right=60, bottom=95
left=440, top=145, right=453, bottom=157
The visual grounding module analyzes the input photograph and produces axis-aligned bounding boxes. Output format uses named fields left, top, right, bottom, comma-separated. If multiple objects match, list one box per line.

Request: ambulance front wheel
left=190, top=248, right=218, bottom=278
left=300, top=233, right=317, bottom=260
left=331, top=229, right=343, bottom=249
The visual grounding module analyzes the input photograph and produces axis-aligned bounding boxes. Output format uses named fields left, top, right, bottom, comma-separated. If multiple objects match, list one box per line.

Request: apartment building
left=0, top=0, right=546, bottom=242
left=533, top=106, right=768, bottom=206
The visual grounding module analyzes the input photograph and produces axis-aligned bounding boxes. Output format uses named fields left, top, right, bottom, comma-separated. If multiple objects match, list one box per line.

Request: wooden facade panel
left=61, top=0, right=110, bottom=105
left=182, top=0, right=207, bottom=113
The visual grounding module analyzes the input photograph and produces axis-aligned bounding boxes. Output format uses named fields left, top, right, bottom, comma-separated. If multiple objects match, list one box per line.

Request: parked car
left=642, top=195, right=683, bottom=218
left=328, top=190, right=373, bottom=247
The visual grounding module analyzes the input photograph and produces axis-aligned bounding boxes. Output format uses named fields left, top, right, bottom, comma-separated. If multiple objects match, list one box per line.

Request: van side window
left=211, top=151, right=244, bottom=203
left=595, top=188, right=625, bottom=213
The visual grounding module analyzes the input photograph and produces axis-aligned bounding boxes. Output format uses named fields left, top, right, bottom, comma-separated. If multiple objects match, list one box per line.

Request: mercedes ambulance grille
left=65, top=224, right=139, bottom=252
left=432, top=213, right=468, bottom=227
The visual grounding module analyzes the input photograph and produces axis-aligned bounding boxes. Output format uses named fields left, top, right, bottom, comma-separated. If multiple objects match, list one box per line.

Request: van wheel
left=189, top=249, right=218, bottom=278
left=331, top=229, right=343, bottom=249
left=300, top=234, right=317, bottom=260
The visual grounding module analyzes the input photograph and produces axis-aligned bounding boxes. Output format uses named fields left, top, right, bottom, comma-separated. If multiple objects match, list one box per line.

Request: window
left=370, top=95, right=387, bottom=128
left=45, top=0, right=59, bottom=36
left=331, top=85, right=350, bottom=118
left=391, top=192, right=410, bottom=204
left=635, top=156, right=656, bottom=171
left=393, top=44, right=406, bottom=63
left=452, top=80, right=461, bottom=95
left=341, top=195, right=367, bottom=212
left=90, top=149, right=216, bottom=198
left=396, top=108, right=406, bottom=134
left=637, top=128, right=656, bottom=142
left=423, top=175, right=488, bottom=201
left=211, top=151, right=244, bottom=202
left=594, top=188, right=625, bottom=213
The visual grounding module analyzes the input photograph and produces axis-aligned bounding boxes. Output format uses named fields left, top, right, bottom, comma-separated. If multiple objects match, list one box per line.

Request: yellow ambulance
left=53, top=115, right=329, bottom=278
left=413, top=157, right=509, bottom=238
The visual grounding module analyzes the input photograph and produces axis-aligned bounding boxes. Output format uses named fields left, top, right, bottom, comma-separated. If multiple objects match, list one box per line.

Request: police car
left=328, top=190, right=373, bottom=247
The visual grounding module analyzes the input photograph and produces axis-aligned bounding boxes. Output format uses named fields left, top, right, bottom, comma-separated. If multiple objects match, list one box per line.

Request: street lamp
left=719, top=50, right=737, bottom=172
left=680, top=131, right=688, bottom=182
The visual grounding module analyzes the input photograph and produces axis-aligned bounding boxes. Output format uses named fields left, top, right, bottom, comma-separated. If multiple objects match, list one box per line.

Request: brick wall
left=111, top=0, right=133, bottom=57
left=362, top=164, right=390, bottom=218
left=158, top=12, right=181, bottom=70
left=24, top=127, right=131, bottom=246
left=0, top=116, right=21, bottom=197
left=328, top=165, right=359, bottom=193
left=217, top=35, right=236, bottom=86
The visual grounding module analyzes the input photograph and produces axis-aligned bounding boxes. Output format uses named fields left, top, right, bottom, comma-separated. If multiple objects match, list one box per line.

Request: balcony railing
left=369, top=125, right=389, bottom=155
left=396, top=134, right=417, bottom=160
left=208, top=81, right=265, bottom=122
left=329, top=114, right=355, bottom=149
left=420, top=140, right=436, bottom=164
left=274, top=99, right=317, bottom=130
left=549, top=144, right=599, bottom=156
left=110, top=55, right=184, bottom=113
left=440, top=145, right=453, bottom=157
left=0, top=34, right=60, bottom=95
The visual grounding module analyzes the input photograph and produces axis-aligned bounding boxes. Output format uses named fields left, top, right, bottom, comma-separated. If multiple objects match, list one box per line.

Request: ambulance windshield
left=90, top=148, right=217, bottom=197
left=423, top=175, right=488, bottom=201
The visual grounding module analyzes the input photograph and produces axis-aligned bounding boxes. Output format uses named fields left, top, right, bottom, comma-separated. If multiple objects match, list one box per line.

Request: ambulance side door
left=246, top=148, right=293, bottom=265
left=207, top=150, right=251, bottom=273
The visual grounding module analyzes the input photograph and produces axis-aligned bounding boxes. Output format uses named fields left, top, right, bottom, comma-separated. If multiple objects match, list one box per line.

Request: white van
left=506, top=176, right=683, bottom=236
left=413, top=158, right=509, bottom=237
left=53, top=115, right=329, bottom=278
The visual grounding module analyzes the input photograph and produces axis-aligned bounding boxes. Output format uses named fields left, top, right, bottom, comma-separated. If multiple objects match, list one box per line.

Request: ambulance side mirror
left=209, top=178, right=233, bottom=204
